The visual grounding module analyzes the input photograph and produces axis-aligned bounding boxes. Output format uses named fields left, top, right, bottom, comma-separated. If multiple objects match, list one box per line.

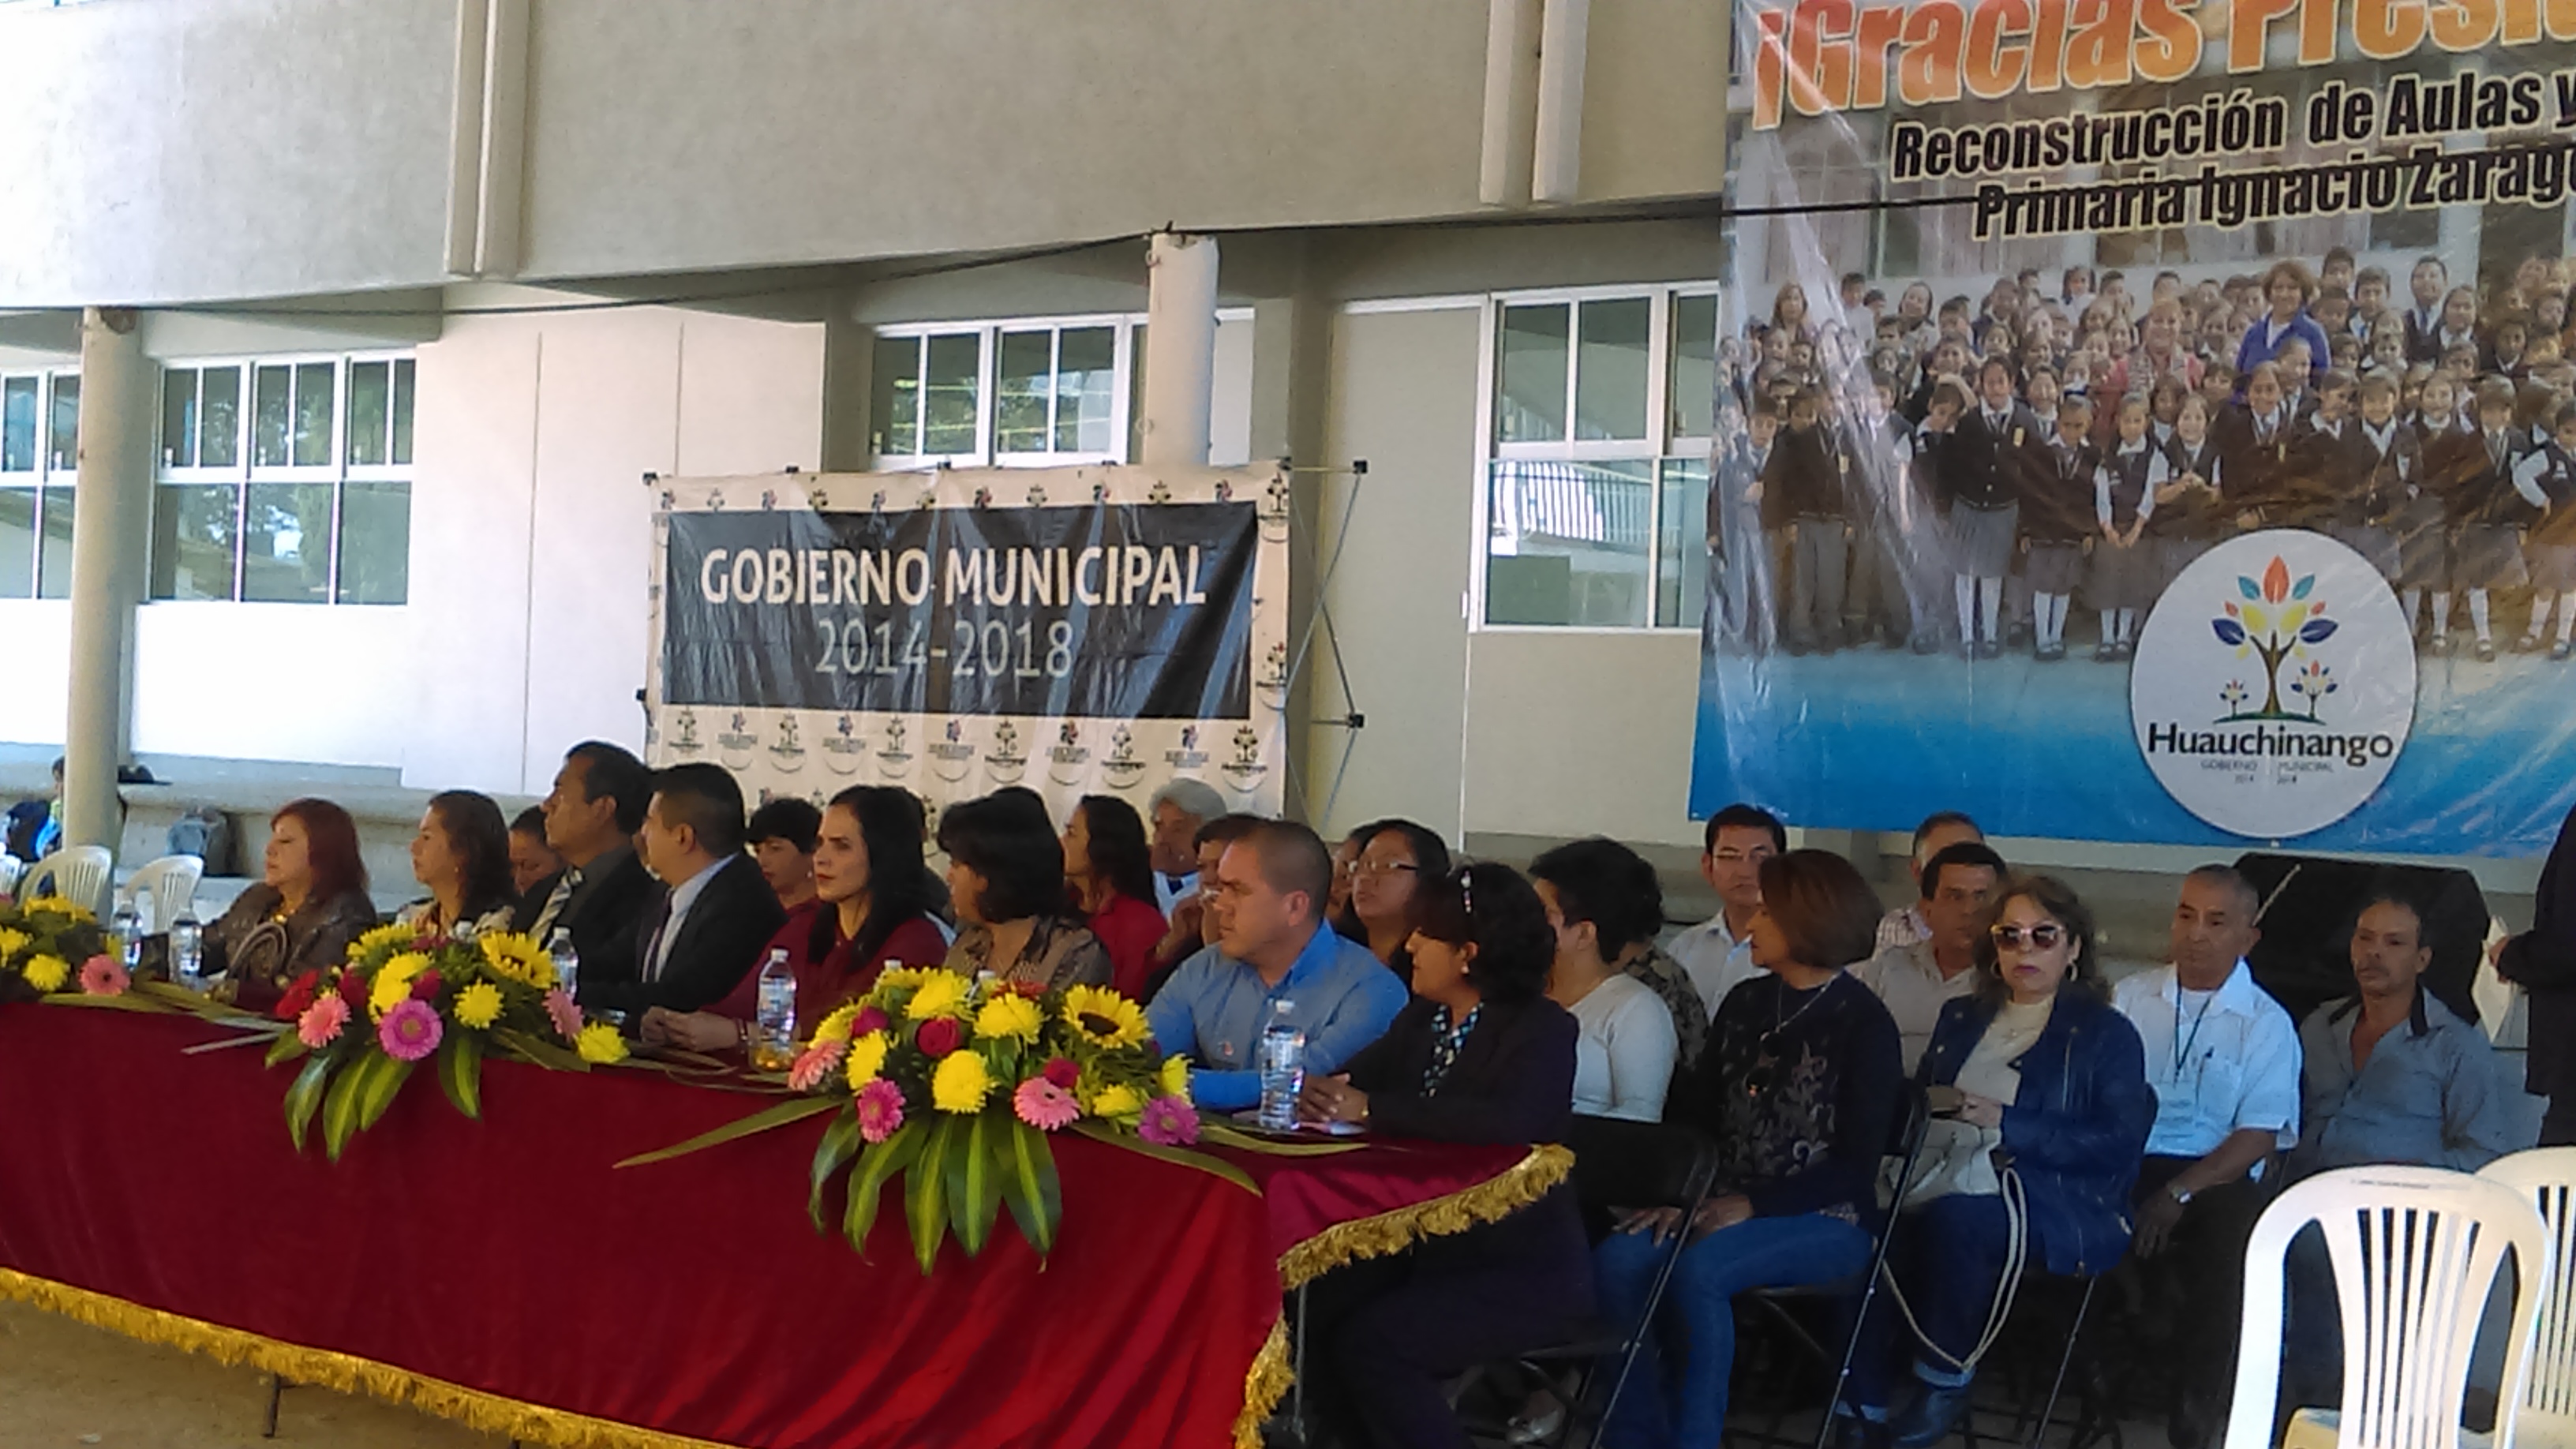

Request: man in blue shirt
left=1146, top=818, right=1406, bottom=1112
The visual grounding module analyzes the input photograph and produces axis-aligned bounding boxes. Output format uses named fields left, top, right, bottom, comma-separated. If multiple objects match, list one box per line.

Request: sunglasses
left=1990, top=923, right=2067, bottom=950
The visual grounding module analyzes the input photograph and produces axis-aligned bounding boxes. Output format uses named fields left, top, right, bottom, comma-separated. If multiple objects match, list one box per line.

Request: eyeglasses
left=1349, top=859, right=1419, bottom=879
left=1990, top=923, right=2067, bottom=950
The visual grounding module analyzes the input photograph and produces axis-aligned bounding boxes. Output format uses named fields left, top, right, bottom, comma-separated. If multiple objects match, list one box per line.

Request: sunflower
left=353, top=922, right=419, bottom=958
left=479, top=932, right=553, bottom=988
left=1061, top=985, right=1148, bottom=1050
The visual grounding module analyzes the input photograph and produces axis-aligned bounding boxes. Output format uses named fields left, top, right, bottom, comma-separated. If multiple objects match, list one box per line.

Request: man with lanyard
left=2112, top=866, right=2301, bottom=1449
left=1668, top=803, right=1785, bottom=1017
left=1144, top=819, right=1406, bottom=1112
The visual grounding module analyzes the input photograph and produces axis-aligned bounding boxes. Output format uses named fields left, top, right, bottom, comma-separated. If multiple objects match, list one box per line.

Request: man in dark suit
left=513, top=741, right=659, bottom=985
left=584, top=762, right=784, bottom=1020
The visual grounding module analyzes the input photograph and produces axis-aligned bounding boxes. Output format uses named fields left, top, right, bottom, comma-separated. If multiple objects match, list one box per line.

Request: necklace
left=1765, top=972, right=1838, bottom=1043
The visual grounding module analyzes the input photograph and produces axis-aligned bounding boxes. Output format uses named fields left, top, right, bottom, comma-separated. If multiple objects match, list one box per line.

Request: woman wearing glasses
left=1297, top=861, right=1586, bottom=1449
left=1335, top=818, right=1453, bottom=987
left=1593, top=849, right=1902, bottom=1449
left=1840, top=875, right=2153, bottom=1449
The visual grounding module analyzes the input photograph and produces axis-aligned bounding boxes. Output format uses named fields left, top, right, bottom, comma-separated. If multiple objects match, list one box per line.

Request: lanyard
left=2173, top=986, right=2218, bottom=1076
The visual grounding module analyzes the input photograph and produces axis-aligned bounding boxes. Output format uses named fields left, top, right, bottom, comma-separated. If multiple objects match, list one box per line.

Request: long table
left=0, top=1005, right=1567, bottom=1449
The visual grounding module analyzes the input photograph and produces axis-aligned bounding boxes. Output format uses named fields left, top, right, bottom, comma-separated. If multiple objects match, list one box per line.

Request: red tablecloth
left=0, top=1005, right=1566, bottom=1449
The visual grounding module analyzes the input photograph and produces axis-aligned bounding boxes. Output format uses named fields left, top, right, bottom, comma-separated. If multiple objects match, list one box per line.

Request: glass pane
left=150, top=485, right=239, bottom=601
left=241, top=483, right=334, bottom=602
left=1671, top=295, right=1720, bottom=440
left=2, top=377, right=36, bottom=473
left=252, top=365, right=291, bottom=467
left=921, top=333, right=979, bottom=456
left=36, top=484, right=75, bottom=600
left=1574, top=298, right=1651, bottom=442
left=1127, top=324, right=1148, bottom=462
left=292, top=362, right=335, bottom=466
left=200, top=366, right=241, bottom=470
left=0, top=486, right=34, bottom=598
left=994, top=330, right=1052, bottom=455
left=336, top=481, right=410, bottom=605
left=869, top=335, right=920, bottom=456
left=47, top=374, right=77, bottom=474
left=1482, top=459, right=1653, bottom=627
left=1496, top=304, right=1570, bottom=444
left=389, top=359, right=415, bottom=466
left=160, top=369, right=197, bottom=470
left=1056, top=326, right=1117, bottom=454
left=346, top=361, right=390, bottom=467
left=1655, top=458, right=1710, bottom=630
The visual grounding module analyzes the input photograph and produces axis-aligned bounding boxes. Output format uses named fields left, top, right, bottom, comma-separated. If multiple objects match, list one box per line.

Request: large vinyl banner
left=1690, top=0, right=2576, bottom=854
left=646, top=465, right=1290, bottom=821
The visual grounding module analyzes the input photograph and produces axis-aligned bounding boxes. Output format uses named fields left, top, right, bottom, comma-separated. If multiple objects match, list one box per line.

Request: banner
left=1690, top=0, right=2576, bottom=854
left=646, top=465, right=1290, bottom=823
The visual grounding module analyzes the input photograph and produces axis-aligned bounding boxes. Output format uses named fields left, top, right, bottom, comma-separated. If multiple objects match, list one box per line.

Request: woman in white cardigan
left=1529, top=837, right=1680, bottom=1121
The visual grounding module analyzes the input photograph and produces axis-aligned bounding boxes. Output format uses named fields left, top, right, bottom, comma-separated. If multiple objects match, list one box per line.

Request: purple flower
left=377, top=998, right=444, bottom=1062
left=1137, top=1095, right=1200, bottom=1147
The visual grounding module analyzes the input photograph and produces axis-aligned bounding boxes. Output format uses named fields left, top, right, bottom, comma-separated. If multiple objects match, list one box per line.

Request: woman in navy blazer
left=1846, top=874, right=2155, bottom=1449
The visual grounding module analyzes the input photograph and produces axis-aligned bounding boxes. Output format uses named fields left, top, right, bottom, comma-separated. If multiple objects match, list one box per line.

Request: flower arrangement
left=0, top=895, right=124, bottom=1004
left=265, top=921, right=612, bottom=1159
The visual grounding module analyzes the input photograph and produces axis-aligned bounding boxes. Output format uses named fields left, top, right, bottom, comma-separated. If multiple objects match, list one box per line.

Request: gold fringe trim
left=0, top=1268, right=739, bottom=1449
left=1275, top=1142, right=1575, bottom=1291
left=1232, top=1315, right=1293, bottom=1449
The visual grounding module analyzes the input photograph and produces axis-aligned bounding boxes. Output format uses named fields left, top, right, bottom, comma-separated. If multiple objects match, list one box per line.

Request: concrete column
left=62, top=307, right=152, bottom=857
left=1140, top=232, right=1219, bottom=468
left=819, top=291, right=876, bottom=473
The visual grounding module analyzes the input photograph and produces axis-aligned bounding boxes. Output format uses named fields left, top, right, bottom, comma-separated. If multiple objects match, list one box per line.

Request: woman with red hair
left=205, top=798, right=380, bottom=1010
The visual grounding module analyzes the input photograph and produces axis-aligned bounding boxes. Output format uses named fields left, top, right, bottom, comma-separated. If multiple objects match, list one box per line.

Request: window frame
left=0, top=367, right=83, bottom=600
left=1473, top=283, right=1724, bottom=635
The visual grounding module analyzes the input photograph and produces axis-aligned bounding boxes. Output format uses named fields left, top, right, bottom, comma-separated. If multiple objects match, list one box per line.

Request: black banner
left=660, top=503, right=1258, bottom=720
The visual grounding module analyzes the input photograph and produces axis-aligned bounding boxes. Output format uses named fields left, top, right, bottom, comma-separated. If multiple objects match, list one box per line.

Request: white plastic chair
left=0, top=854, right=24, bottom=900
left=21, top=845, right=114, bottom=915
left=119, top=854, right=204, bottom=934
left=2228, top=1165, right=2551, bottom=1449
left=2483, top=1149, right=2576, bottom=1448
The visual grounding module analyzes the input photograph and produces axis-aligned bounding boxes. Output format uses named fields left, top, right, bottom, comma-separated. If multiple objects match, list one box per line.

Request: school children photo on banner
left=1684, top=0, right=2576, bottom=854
left=643, top=464, right=1291, bottom=824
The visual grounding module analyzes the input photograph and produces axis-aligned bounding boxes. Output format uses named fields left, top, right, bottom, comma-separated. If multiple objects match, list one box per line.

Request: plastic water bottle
left=751, top=948, right=796, bottom=1071
left=547, top=928, right=580, bottom=995
left=111, top=902, right=140, bottom=979
left=1256, top=998, right=1306, bottom=1131
left=170, top=908, right=203, bottom=994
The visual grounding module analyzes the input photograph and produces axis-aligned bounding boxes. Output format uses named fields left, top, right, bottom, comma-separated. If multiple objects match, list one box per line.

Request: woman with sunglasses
left=1592, top=849, right=1901, bottom=1449
left=1296, top=861, right=1587, bottom=1449
left=1840, top=874, right=2153, bottom=1449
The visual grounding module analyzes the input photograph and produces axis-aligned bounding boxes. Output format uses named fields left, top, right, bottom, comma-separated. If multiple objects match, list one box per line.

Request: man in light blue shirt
left=1147, top=819, right=1406, bottom=1112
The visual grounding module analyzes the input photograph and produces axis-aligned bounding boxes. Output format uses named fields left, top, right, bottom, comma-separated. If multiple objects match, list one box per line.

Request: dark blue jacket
left=1917, top=990, right=2155, bottom=1277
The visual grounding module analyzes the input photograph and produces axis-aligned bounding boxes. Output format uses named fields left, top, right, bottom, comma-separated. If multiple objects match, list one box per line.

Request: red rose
left=272, top=971, right=320, bottom=1022
left=411, top=968, right=444, bottom=1002
left=915, top=1017, right=963, bottom=1058
left=1042, top=1057, right=1080, bottom=1090
left=336, top=972, right=368, bottom=1009
left=852, top=1007, right=889, bottom=1037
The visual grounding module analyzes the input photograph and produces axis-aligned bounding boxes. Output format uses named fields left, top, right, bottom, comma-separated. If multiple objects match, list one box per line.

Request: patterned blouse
left=944, top=915, right=1112, bottom=992
left=1623, top=945, right=1711, bottom=1071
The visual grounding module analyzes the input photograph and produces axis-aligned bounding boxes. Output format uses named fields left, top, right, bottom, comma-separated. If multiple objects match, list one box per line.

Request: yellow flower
left=904, top=971, right=972, bottom=1021
left=479, top=932, right=552, bottom=988
left=575, top=1021, right=628, bottom=1065
left=453, top=981, right=504, bottom=1030
left=874, top=966, right=934, bottom=994
left=973, top=992, right=1043, bottom=1045
left=21, top=954, right=67, bottom=993
left=1159, top=1054, right=1193, bottom=1102
left=353, top=922, right=417, bottom=957
left=1090, top=1083, right=1143, bottom=1120
left=931, top=1049, right=995, bottom=1113
left=25, top=896, right=90, bottom=923
left=843, top=1031, right=889, bottom=1088
left=0, top=927, right=30, bottom=960
left=812, top=1003, right=863, bottom=1048
left=1061, top=984, right=1149, bottom=1050
left=369, top=971, right=417, bottom=1020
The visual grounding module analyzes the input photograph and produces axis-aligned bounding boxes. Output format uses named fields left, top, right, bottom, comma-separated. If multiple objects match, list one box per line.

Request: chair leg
left=261, top=1374, right=284, bottom=1438
left=2027, top=1279, right=2099, bottom=1449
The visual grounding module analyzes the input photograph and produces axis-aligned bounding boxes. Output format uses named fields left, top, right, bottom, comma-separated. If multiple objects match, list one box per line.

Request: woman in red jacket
left=1061, top=794, right=1167, bottom=1001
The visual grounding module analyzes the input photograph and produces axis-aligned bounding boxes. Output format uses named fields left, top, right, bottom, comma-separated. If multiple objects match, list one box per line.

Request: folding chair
left=2480, top=1148, right=2576, bottom=1449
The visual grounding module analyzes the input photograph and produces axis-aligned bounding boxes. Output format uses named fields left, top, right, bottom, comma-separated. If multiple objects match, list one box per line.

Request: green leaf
left=807, top=1106, right=861, bottom=1230
left=40, top=992, right=178, bottom=1014
left=435, top=1032, right=482, bottom=1120
left=844, top=1122, right=926, bottom=1257
left=285, top=1053, right=336, bottom=1153
left=905, top=1116, right=958, bottom=1273
left=1199, top=1121, right=1370, bottom=1157
left=998, top=1118, right=1062, bottom=1256
left=320, top=1050, right=378, bottom=1162
left=1072, top=1119, right=1261, bottom=1196
left=944, top=1111, right=1006, bottom=1256
left=493, top=1028, right=588, bottom=1073
left=355, top=1056, right=416, bottom=1132
left=613, top=1095, right=841, bottom=1169
left=265, top=1032, right=313, bottom=1069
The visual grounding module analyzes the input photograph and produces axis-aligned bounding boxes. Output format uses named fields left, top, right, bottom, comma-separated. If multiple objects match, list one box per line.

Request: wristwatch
left=2166, top=1182, right=2196, bottom=1206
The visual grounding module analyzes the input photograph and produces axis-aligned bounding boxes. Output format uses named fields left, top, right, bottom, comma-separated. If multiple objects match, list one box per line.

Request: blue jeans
left=1848, top=1194, right=2047, bottom=1412
left=1595, top=1211, right=1874, bottom=1449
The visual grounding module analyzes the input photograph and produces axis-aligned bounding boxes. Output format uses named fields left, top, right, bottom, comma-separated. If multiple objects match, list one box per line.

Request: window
left=1481, top=288, right=1719, bottom=630
left=0, top=370, right=79, bottom=600
left=151, top=354, right=412, bottom=605
left=871, top=315, right=1178, bottom=467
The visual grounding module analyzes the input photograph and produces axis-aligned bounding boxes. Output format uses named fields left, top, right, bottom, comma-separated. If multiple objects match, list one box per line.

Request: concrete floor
left=0, top=1300, right=496, bottom=1449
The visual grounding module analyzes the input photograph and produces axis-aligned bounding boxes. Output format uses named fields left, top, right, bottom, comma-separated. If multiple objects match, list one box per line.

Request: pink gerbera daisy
left=1013, top=1076, right=1080, bottom=1132
left=543, top=988, right=583, bottom=1040
left=377, top=998, right=444, bottom=1062
left=788, top=1037, right=848, bottom=1092
left=297, top=994, right=350, bottom=1049
left=78, top=954, right=129, bottom=998
left=855, top=1078, right=907, bottom=1144
left=1137, top=1095, right=1200, bottom=1147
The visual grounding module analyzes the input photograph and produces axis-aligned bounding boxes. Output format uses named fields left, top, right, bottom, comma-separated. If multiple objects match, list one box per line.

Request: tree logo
left=2208, top=556, right=2339, bottom=722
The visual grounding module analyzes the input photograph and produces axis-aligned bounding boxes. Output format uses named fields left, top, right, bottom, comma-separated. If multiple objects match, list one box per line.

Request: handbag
left=1878, top=1095, right=2027, bottom=1374
left=1894, top=1115, right=2004, bottom=1208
